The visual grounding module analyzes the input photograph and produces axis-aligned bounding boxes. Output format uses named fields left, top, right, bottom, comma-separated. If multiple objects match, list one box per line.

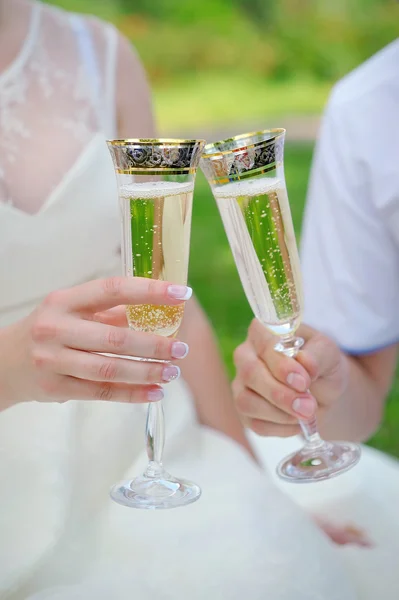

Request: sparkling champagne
left=213, top=176, right=303, bottom=336
left=121, top=180, right=193, bottom=337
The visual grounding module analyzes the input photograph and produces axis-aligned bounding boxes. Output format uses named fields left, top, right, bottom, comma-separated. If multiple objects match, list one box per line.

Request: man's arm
left=320, top=344, right=397, bottom=441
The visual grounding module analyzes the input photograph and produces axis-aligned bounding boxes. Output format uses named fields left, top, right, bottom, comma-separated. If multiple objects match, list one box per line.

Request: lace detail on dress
left=0, top=2, right=116, bottom=214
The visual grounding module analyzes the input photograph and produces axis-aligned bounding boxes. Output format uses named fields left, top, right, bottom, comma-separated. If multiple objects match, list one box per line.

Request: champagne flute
left=107, top=138, right=205, bottom=507
left=201, top=129, right=361, bottom=482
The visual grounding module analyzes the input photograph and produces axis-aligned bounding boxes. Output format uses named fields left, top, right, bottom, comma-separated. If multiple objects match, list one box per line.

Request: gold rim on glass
left=202, top=129, right=285, bottom=158
left=107, top=138, right=206, bottom=176
left=107, top=138, right=205, bottom=147
left=200, top=129, right=285, bottom=185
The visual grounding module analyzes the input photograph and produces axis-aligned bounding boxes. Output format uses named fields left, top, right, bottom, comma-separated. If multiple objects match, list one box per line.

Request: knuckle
left=235, top=389, right=253, bottom=415
left=146, top=362, right=162, bottom=383
left=248, top=318, right=260, bottom=339
left=303, top=357, right=320, bottom=382
left=106, top=328, right=127, bottom=350
left=98, top=359, right=118, bottom=382
left=42, top=290, right=65, bottom=308
left=233, top=343, right=246, bottom=367
left=249, top=319, right=269, bottom=354
left=31, top=348, right=53, bottom=369
left=147, top=279, right=162, bottom=299
left=274, top=360, right=291, bottom=383
left=154, top=337, right=168, bottom=359
left=316, top=332, right=335, bottom=352
left=97, top=384, right=114, bottom=401
left=127, top=387, right=143, bottom=404
left=31, top=317, right=58, bottom=343
left=240, top=357, right=258, bottom=383
left=324, top=337, right=341, bottom=366
left=102, top=277, right=123, bottom=298
left=270, top=384, right=288, bottom=407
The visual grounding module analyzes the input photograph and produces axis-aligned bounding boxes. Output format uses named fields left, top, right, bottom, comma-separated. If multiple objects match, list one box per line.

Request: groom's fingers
left=247, top=319, right=311, bottom=391
left=43, top=277, right=192, bottom=313
left=248, top=419, right=301, bottom=438
left=297, top=328, right=343, bottom=382
left=233, top=379, right=298, bottom=425
left=233, top=339, right=316, bottom=419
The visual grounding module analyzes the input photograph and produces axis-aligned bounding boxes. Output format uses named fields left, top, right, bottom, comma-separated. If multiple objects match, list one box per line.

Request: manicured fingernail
left=147, top=388, right=164, bottom=402
left=167, top=285, right=192, bottom=300
left=162, top=365, right=181, bottom=382
left=287, top=373, right=307, bottom=392
left=171, top=341, right=189, bottom=359
left=292, top=397, right=316, bottom=418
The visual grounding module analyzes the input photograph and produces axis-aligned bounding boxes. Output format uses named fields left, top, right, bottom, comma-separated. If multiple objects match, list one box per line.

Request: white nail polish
left=167, top=285, right=193, bottom=300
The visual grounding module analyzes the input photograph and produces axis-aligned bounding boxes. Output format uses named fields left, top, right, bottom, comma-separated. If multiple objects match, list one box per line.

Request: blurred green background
left=48, top=0, right=399, bottom=456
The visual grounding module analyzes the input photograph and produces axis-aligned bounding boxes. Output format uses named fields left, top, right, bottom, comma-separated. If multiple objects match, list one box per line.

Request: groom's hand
left=232, top=319, right=348, bottom=437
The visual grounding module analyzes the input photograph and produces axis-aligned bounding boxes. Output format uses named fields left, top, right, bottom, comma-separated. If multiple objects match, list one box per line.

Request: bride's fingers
left=235, top=386, right=298, bottom=425
left=42, top=374, right=164, bottom=403
left=93, top=305, right=128, bottom=327
left=49, top=277, right=192, bottom=313
left=60, top=318, right=189, bottom=361
left=47, top=349, right=181, bottom=385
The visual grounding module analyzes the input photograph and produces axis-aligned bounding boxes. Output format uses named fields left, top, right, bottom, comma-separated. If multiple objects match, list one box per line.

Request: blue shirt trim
left=340, top=337, right=399, bottom=356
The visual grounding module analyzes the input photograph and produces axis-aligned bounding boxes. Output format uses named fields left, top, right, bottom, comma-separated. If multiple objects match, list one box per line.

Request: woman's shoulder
left=41, top=3, right=124, bottom=67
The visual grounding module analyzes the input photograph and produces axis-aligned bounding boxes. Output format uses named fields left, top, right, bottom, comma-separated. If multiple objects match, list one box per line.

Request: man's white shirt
left=301, top=39, right=399, bottom=353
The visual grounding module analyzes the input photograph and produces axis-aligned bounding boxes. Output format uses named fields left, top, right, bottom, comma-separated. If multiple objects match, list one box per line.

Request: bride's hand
left=0, top=277, right=191, bottom=408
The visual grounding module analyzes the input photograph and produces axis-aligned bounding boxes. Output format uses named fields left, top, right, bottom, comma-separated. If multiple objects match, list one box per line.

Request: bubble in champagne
left=126, top=304, right=185, bottom=338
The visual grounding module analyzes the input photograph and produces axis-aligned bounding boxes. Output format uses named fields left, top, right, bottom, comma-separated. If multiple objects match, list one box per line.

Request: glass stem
left=145, top=395, right=165, bottom=477
left=275, top=335, right=324, bottom=450
left=298, top=416, right=323, bottom=449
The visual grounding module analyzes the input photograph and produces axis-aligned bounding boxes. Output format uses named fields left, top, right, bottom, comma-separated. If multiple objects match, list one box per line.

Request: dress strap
left=69, top=14, right=104, bottom=131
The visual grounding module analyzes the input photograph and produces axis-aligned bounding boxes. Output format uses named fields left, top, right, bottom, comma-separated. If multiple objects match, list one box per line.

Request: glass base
left=110, top=468, right=201, bottom=510
left=277, top=441, right=361, bottom=483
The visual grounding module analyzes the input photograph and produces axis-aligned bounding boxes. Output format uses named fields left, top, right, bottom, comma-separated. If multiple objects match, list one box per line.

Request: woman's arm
left=179, top=298, right=255, bottom=458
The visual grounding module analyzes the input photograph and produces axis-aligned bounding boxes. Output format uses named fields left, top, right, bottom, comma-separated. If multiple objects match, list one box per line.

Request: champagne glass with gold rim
left=107, top=137, right=205, bottom=507
left=201, top=129, right=361, bottom=483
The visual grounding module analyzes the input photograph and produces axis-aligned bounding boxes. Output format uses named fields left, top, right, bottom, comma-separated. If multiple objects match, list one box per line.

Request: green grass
left=190, top=143, right=399, bottom=458
left=155, top=74, right=331, bottom=134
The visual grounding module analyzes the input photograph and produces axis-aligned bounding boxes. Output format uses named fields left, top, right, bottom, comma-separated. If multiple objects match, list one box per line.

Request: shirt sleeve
left=300, top=94, right=399, bottom=354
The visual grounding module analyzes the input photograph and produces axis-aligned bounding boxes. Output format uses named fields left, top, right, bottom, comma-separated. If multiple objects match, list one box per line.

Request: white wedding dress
left=0, top=3, right=395, bottom=600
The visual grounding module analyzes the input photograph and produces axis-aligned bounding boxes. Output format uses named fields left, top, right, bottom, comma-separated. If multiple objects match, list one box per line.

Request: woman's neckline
left=0, top=1, right=41, bottom=87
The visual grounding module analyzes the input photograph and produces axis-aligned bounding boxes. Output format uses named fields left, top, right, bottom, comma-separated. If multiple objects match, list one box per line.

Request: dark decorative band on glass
left=107, top=138, right=205, bottom=175
left=201, top=129, right=285, bottom=185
